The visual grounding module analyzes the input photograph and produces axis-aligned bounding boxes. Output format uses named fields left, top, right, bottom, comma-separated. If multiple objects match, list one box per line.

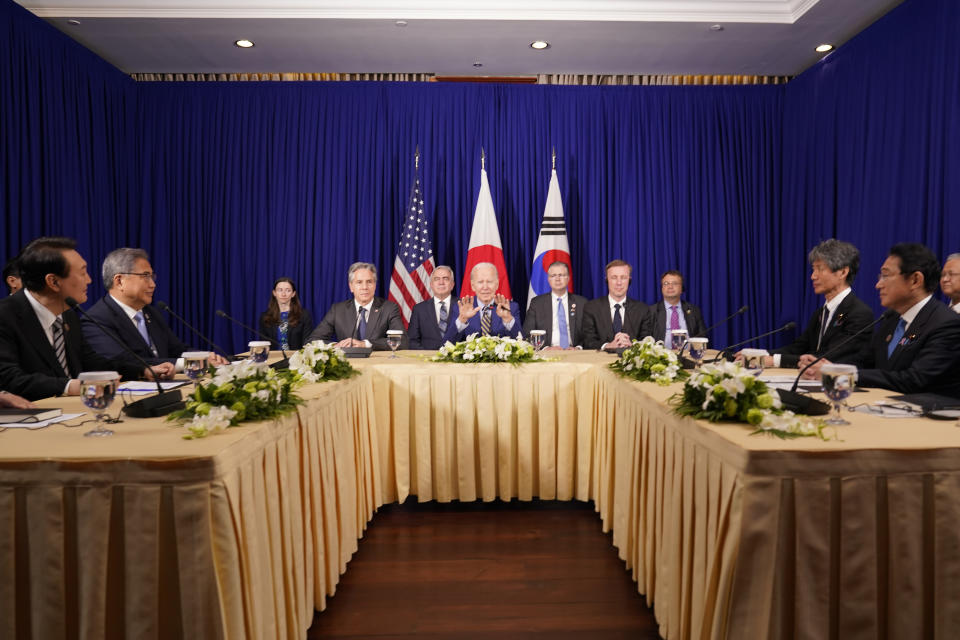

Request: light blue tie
left=887, top=317, right=906, bottom=358
left=557, top=298, right=569, bottom=348
left=135, top=311, right=158, bottom=357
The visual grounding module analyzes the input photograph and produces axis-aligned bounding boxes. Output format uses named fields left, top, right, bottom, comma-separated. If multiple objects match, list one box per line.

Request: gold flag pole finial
left=552, top=147, right=556, bottom=170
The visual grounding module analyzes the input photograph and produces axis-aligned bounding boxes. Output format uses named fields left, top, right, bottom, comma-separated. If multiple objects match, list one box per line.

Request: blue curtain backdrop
left=2, top=0, right=957, bottom=353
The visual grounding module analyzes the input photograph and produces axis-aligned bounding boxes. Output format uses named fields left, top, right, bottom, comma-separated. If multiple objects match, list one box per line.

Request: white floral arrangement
left=169, top=361, right=302, bottom=439
left=670, top=360, right=831, bottom=440
left=610, top=336, right=689, bottom=385
left=431, top=333, right=541, bottom=364
left=288, top=340, right=356, bottom=383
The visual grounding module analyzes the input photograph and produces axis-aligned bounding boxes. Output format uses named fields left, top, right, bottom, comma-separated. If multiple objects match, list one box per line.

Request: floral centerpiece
left=671, top=360, right=830, bottom=440
left=169, top=361, right=302, bottom=439
left=288, top=340, right=356, bottom=383
left=610, top=336, right=688, bottom=385
left=431, top=333, right=541, bottom=364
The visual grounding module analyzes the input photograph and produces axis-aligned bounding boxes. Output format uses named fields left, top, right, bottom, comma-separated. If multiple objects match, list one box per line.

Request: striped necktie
left=438, top=301, right=448, bottom=333
left=480, top=306, right=491, bottom=336
left=52, top=316, right=68, bottom=376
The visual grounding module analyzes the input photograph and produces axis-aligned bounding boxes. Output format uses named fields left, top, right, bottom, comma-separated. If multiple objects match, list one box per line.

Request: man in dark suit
left=82, top=248, right=226, bottom=371
left=307, top=262, right=407, bottom=350
left=646, top=270, right=707, bottom=346
left=407, top=265, right=460, bottom=350
left=454, top=263, right=522, bottom=340
left=581, top=259, right=650, bottom=350
left=805, top=243, right=960, bottom=397
left=522, top=261, right=587, bottom=349
left=0, top=237, right=155, bottom=401
left=767, top=239, right=875, bottom=368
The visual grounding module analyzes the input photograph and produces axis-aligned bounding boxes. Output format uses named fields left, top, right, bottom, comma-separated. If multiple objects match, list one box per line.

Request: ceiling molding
left=23, top=0, right=820, bottom=24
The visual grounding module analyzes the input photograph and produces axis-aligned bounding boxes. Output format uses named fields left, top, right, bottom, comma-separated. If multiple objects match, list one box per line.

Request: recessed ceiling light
left=815, top=44, right=834, bottom=53
left=530, top=41, right=550, bottom=50
left=234, top=39, right=255, bottom=48
left=395, top=20, right=408, bottom=27
left=67, top=19, right=81, bottom=26
left=709, top=24, right=724, bottom=31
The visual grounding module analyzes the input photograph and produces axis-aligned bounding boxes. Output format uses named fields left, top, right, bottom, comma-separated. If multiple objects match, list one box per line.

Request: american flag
left=388, top=163, right=435, bottom=326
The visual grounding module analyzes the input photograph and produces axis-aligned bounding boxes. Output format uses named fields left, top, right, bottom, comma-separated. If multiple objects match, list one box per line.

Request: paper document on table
left=851, top=402, right=923, bottom=419
left=0, top=413, right=85, bottom=429
left=118, top=381, right=189, bottom=395
left=759, top=375, right=822, bottom=392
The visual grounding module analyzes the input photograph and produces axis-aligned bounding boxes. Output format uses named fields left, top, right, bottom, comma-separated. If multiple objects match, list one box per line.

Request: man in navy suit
left=407, top=265, right=460, bottom=350
left=82, top=248, right=226, bottom=373
left=805, top=243, right=960, bottom=397
left=646, top=270, right=708, bottom=346
left=0, top=237, right=153, bottom=400
left=581, top=260, right=650, bottom=350
left=522, top=261, right=587, bottom=348
left=454, top=262, right=521, bottom=340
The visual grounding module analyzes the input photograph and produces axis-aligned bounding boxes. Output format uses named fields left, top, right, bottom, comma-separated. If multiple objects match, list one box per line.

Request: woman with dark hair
left=258, top=278, right=313, bottom=351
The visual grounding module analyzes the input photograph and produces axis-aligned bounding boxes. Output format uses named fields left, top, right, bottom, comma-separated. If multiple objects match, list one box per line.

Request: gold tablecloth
left=2, top=351, right=959, bottom=639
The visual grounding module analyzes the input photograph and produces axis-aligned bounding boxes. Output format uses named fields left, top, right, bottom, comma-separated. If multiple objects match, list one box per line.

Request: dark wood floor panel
left=307, top=499, right=663, bottom=639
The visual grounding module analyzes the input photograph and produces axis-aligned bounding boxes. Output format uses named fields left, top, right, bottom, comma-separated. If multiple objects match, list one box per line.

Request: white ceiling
left=19, top=0, right=905, bottom=76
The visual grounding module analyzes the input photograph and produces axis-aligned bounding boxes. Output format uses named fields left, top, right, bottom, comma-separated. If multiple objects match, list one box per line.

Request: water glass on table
left=386, top=330, right=403, bottom=358
left=686, top=337, right=708, bottom=369
left=248, top=340, right=271, bottom=363
left=528, top=330, right=546, bottom=351
left=182, top=351, right=210, bottom=387
left=820, top=363, right=858, bottom=425
left=740, top=349, right=767, bottom=375
left=669, top=329, right=688, bottom=353
left=78, top=371, right=120, bottom=437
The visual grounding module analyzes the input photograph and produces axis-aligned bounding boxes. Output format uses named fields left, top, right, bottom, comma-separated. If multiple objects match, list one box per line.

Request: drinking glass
left=741, top=349, right=767, bottom=375
left=821, top=363, right=858, bottom=425
left=686, top=337, right=709, bottom=370
left=669, top=329, right=688, bottom=353
left=182, top=351, right=210, bottom=387
left=386, top=330, right=403, bottom=358
left=78, top=371, right=120, bottom=437
left=248, top=341, right=271, bottom=363
left=528, top=330, right=546, bottom=351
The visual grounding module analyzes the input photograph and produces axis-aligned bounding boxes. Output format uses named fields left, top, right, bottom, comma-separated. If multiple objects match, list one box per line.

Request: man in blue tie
left=407, top=265, right=460, bottom=349
left=804, top=243, right=960, bottom=397
left=308, top=262, right=408, bottom=350
left=522, top=261, right=587, bottom=349
left=454, top=263, right=521, bottom=340
left=83, top=248, right=226, bottom=373
left=581, top=260, right=650, bottom=350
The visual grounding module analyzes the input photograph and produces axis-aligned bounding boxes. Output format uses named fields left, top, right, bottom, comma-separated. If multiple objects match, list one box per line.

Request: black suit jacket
left=407, top=298, right=459, bottom=350
left=842, top=298, right=960, bottom=397
left=0, top=290, right=143, bottom=400
left=522, top=293, right=588, bottom=347
left=259, top=309, right=315, bottom=350
left=82, top=295, right=191, bottom=365
left=581, top=297, right=650, bottom=350
left=307, top=297, right=407, bottom=351
left=774, top=292, right=874, bottom=368
left=646, top=300, right=708, bottom=343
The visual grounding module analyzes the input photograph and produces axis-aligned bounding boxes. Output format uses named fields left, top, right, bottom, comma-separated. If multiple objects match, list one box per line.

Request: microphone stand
left=215, top=309, right=292, bottom=368
left=155, top=302, right=233, bottom=361
left=65, top=297, right=185, bottom=418
left=711, top=322, right=797, bottom=362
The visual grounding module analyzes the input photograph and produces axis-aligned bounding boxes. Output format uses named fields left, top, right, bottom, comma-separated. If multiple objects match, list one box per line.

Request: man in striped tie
left=407, top=265, right=460, bottom=350
left=0, top=237, right=150, bottom=401
left=455, top=263, right=521, bottom=340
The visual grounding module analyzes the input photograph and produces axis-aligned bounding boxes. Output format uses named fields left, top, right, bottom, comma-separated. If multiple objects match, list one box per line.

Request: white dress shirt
left=662, top=300, right=689, bottom=345
left=773, top=287, right=851, bottom=367
left=899, top=294, right=933, bottom=330
left=354, top=300, right=373, bottom=348
left=433, top=296, right=453, bottom=326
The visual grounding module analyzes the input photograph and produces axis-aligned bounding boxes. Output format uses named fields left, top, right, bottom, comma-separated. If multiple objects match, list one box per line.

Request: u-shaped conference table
left=1, top=350, right=958, bottom=639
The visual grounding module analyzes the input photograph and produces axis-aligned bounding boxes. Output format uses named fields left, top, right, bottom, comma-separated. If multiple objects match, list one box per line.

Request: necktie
left=887, top=317, right=906, bottom=358
left=816, top=306, right=829, bottom=351
left=612, top=303, right=623, bottom=335
left=438, top=301, right=448, bottom=333
left=557, top=298, right=570, bottom=348
left=52, top=316, right=68, bottom=375
left=135, top=311, right=158, bottom=357
left=480, top=306, right=492, bottom=336
left=357, top=307, right=368, bottom=340
left=668, top=305, right=680, bottom=343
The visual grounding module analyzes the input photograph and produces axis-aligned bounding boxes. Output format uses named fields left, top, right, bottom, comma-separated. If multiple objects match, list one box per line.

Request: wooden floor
left=307, top=499, right=663, bottom=640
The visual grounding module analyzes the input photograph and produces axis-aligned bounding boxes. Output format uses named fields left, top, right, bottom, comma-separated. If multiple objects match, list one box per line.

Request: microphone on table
left=340, top=307, right=373, bottom=359
left=777, top=311, right=893, bottom=415
left=155, top=301, right=233, bottom=361
left=215, top=309, right=291, bottom=368
left=694, top=305, right=748, bottom=338
left=65, top=297, right=185, bottom=418
left=711, top=321, right=797, bottom=362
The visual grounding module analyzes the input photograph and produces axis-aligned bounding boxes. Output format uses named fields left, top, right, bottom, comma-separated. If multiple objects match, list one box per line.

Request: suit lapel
left=888, top=300, right=934, bottom=367
left=12, top=293, right=64, bottom=374
left=822, top=295, right=852, bottom=344
left=106, top=296, right=151, bottom=352
left=62, top=310, right=83, bottom=377
left=655, top=304, right=666, bottom=340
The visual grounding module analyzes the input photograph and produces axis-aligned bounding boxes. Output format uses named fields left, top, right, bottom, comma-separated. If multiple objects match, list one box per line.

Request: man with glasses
left=941, top=253, right=960, bottom=313
left=0, top=237, right=153, bottom=400
left=82, top=248, right=226, bottom=372
left=646, top=270, right=707, bottom=346
left=522, top=261, right=587, bottom=349
left=804, top=243, right=960, bottom=397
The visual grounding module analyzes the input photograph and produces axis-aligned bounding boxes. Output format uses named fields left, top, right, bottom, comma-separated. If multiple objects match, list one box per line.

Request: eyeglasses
left=119, top=272, right=158, bottom=283
left=942, top=271, right=960, bottom=279
left=877, top=271, right=901, bottom=281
